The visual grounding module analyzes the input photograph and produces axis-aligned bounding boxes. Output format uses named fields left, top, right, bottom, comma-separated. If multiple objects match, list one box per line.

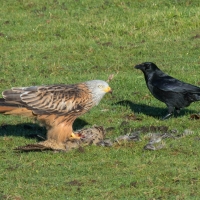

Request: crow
left=135, top=62, right=200, bottom=119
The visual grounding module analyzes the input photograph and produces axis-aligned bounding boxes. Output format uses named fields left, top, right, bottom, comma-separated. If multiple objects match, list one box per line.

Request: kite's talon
left=69, top=132, right=82, bottom=140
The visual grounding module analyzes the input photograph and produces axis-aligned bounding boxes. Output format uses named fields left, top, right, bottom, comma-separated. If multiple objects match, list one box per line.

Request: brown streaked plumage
left=0, top=80, right=112, bottom=143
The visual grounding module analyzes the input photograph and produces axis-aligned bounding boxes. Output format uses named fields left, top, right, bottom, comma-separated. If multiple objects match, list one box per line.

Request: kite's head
left=85, top=80, right=112, bottom=105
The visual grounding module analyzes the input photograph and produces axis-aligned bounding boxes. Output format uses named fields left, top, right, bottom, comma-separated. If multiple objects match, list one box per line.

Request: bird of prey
left=0, top=80, right=112, bottom=143
left=135, top=62, right=200, bottom=119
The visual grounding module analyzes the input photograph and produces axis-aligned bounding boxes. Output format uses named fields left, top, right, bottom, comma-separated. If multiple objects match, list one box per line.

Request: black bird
left=135, top=62, right=200, bottom=119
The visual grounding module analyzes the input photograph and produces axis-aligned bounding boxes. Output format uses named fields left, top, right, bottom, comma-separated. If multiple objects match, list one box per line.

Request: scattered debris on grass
left=107, top=74, right=115, bottom=82
left=13, top=125, right=195, bottom=152
left=143, top=129, right=195, bottom=151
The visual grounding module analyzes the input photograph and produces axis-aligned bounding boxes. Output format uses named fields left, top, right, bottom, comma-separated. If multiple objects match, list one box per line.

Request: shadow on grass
left=0, top=118, right=89, bottom=140
left=115, top=100, right=196, bottom=119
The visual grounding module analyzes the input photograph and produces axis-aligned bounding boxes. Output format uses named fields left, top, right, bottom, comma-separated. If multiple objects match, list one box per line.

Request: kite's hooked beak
left=104, top=86, right=112, bottom=94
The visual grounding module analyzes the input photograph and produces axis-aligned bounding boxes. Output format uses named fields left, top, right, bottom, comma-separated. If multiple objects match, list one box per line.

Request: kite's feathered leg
left=37, top=114, right=81, bottom=143
left=47, top=124, right=73, bottom=142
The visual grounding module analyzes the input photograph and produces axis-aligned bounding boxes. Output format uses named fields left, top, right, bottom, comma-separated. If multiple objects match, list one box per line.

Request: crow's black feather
left=135, top=62, right=200, bottom=119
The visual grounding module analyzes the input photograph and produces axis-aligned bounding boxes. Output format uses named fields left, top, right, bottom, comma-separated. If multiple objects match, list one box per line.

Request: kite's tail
left=0, top=98, right=17, bottom=113
left=0, top=98, right=32, bottom=117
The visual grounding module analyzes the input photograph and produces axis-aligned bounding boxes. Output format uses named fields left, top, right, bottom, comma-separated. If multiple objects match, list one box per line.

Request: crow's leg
left=162, top=105, right=174, bottom=120
left=174, top=108, right=181, bottom=118
left=175, top=108, right=180, bottom=114
left=162, top=113, right=173, bottom=120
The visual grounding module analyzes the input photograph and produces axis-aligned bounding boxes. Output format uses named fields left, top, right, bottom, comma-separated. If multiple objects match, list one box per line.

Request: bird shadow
left=115, top=100, right=196, bottom=119
left=73, top=118, right=90, bottom=130
left=0, top=118, right=89, bottom=141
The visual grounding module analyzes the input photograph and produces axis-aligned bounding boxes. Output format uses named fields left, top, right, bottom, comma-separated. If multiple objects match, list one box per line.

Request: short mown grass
left=0, top=0, right=200, bottom=199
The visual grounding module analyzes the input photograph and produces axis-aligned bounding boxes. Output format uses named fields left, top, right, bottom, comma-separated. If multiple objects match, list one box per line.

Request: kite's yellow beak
left=104, top=86, right=112, bottom=94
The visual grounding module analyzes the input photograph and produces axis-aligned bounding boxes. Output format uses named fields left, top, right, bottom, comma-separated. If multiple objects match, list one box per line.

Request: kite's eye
left=98, top=85, right=103, bottom=88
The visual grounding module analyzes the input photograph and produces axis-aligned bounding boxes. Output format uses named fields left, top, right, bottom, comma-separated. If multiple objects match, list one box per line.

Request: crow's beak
left=134, top=64, right=143, bottom=70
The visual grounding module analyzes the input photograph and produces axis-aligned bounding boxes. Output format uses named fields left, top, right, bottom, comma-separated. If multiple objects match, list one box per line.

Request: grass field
left=0, top=0, right=200, bottom=199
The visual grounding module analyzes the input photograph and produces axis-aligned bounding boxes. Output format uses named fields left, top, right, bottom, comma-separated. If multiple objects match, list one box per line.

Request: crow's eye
left=145, top=66, right=150, bottom=70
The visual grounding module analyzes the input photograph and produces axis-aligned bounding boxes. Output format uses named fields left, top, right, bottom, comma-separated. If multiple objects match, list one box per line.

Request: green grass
left=0, top=0, right=200, bottom=199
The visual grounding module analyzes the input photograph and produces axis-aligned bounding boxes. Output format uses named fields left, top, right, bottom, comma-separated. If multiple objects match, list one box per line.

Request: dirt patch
left=97, top=41, right=112, bottom=46
left=124, top=113, right=142, bottom=121
left=67, top=180, right=83, bottom=187
left=135, top=125, right=169, bottom=133
left=4, top=21, right=10, bottom=24
left=190, top=113, right=200, bottom=120
left=130, top=181, right=138, bottom=188
left=0, top=79, right=7, bottom=83
left=191, top=34, right=200, bottom=39
left=89, top=179, right=97, bottom=184
left=6, top=164, right=20, bottom=171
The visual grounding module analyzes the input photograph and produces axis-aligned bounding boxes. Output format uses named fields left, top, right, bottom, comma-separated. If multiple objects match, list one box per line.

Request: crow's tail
left=193, top=93, right=200, bottom=101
